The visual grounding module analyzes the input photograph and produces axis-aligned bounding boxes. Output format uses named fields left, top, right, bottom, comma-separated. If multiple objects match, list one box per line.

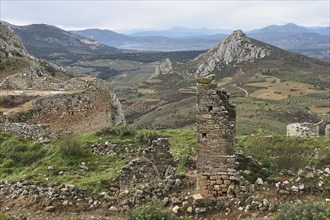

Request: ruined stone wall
left=287, top=123, right=319, bottom=137
left=22, top=89, right=112, bottom=134
left=10, top=87, right=112, bottom=133
left=119, top=138, right=174, bottom=187
left=196, top=74, right=251, bottom=198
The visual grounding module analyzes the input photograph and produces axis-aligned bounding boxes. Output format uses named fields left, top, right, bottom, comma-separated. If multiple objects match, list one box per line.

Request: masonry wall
left=287, top=123, right=319, bottom=137
left=119, top=138, right=174, bottom=187
left=196, top=75, right=251, bottom=198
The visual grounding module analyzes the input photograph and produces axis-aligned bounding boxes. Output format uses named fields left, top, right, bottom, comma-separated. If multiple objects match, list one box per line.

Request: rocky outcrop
left=111, top=92, right=125, bottom=125
left=150, top=58, right=173, bottom=79
left=186, top=30, right=271, bottom=77
left=0, top=21, right=28, bottom=59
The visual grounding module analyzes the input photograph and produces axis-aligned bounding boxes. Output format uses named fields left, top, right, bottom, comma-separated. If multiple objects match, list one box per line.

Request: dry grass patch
left=247, top=77, right=329, bottom=100
left=146, top=79, right=162, bottom=84
left=217, top=77, right=233, bottom=86
left=179, top=87, right=196, bottom=94
left=309, top=99, right=330, bottom=113
left=137, top=88, right=156, bottom=94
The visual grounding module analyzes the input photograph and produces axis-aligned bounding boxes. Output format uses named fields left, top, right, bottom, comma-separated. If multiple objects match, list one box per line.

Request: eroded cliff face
left=0, top=21, right=28, bottom=59
left=150, top=58, right=173, bottom=79
left=188, top=30, right=271, bottom=77
left=0, top=21, right=124, bottom=138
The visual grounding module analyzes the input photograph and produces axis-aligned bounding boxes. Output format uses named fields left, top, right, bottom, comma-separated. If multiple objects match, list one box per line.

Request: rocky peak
left=150, top=58, right=173, bottom=79
left=192, top=30, right=271, bottom=77
left=227, top=29, right=245, bottom=39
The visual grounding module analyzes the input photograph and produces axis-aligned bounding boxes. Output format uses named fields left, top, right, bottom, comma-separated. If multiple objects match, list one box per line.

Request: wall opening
left=202, top=133, right=207, bottom=139
left=208, top=106, right=213, bottom=112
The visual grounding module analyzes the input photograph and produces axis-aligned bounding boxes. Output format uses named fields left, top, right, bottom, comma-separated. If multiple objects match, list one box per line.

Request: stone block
left=224, top=180, right=231, bottom=185
left=216, top=179, right=223, bottom=184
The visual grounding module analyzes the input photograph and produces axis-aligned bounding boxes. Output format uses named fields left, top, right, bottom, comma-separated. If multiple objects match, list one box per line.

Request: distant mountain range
left=73, top=23, right=329, bottom=60
left=71, top=28, right=226, bottom=52
left=129, top=26, right=233, bottom=37
left=249, top=23, right=329, bottom=36
left=4, top=21, right=330, bottom=61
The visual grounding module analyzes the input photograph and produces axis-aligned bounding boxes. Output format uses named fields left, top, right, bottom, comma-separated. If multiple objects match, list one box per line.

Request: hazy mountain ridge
left=72, top=28, right=224, bottom=51
left=249, top=23, right=329, bottom=36
left=10, top=23, right=122, bottom=65
left=129, top=26, right=233, bottom=37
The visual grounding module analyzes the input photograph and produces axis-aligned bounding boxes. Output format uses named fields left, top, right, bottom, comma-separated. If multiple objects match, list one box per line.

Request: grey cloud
left=1, top=1, right=329, bottom=31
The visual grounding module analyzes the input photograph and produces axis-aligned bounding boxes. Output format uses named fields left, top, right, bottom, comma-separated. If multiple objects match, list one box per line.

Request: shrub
left=241, top=168, right=274, bottom=183
left=0, top=138, right=46, bottom=168
left=97, top=125, right=136, bottom=137
left=135, top=130, right=161, bottom=145
left=274, top=200, right=330, bottom=220
left=236, top=135, right=330, bottom=171
left=0, top=212, right=14, bottom=220
left=58, top=136, right=85, bottom=157
left=126, top=205, right=174, bottom=220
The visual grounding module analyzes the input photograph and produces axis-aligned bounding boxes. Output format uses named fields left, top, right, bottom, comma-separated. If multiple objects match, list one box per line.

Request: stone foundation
left=197, top=155, right=252, bottom=198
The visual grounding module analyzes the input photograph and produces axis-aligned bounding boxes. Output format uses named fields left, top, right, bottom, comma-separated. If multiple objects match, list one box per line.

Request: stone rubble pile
left=119, top=138, right=175, bottom=187
left=0, top=120, right=60, bottom=141
left=0, top=180, right=107, bottom=212
left=274, top=166, right=330, bottom=195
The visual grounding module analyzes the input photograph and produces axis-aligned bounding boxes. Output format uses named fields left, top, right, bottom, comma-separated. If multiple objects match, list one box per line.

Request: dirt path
left=233, top=84, right=249, bottom=97
left=0, top=89, right=84, bottom=116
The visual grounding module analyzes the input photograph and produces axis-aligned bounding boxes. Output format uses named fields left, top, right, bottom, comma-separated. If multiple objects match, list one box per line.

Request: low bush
left=236, top=135, right=330, bottom=171
left=0, top=212, right=14, bottom=220
left=58, top=136, right=85, bottom=157
left=0, top=136, right=47, bottom=168
left=273, top=200, right=330, bottom=220
left=135, top=130, right=161, bottom=145
left=126, top=205, right=174, bottom=220
left=241, top=168, right=274, bottom=183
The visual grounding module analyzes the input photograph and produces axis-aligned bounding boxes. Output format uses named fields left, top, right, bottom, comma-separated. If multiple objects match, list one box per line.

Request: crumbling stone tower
left=196, top=74, right=250, bottom=198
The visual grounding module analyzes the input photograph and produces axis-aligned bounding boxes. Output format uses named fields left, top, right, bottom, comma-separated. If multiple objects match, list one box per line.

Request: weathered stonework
left=287, top=123, right=319, bottom=137
left=196, top=74, right=251, bottom=198
left=325, top=124, right=330, bottom=137
left=119, top=138, right=174, bottom=187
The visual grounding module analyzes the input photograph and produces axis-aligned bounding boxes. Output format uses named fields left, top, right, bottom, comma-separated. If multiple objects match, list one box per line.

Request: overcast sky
left=1, top=0, right=329, bottom=33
